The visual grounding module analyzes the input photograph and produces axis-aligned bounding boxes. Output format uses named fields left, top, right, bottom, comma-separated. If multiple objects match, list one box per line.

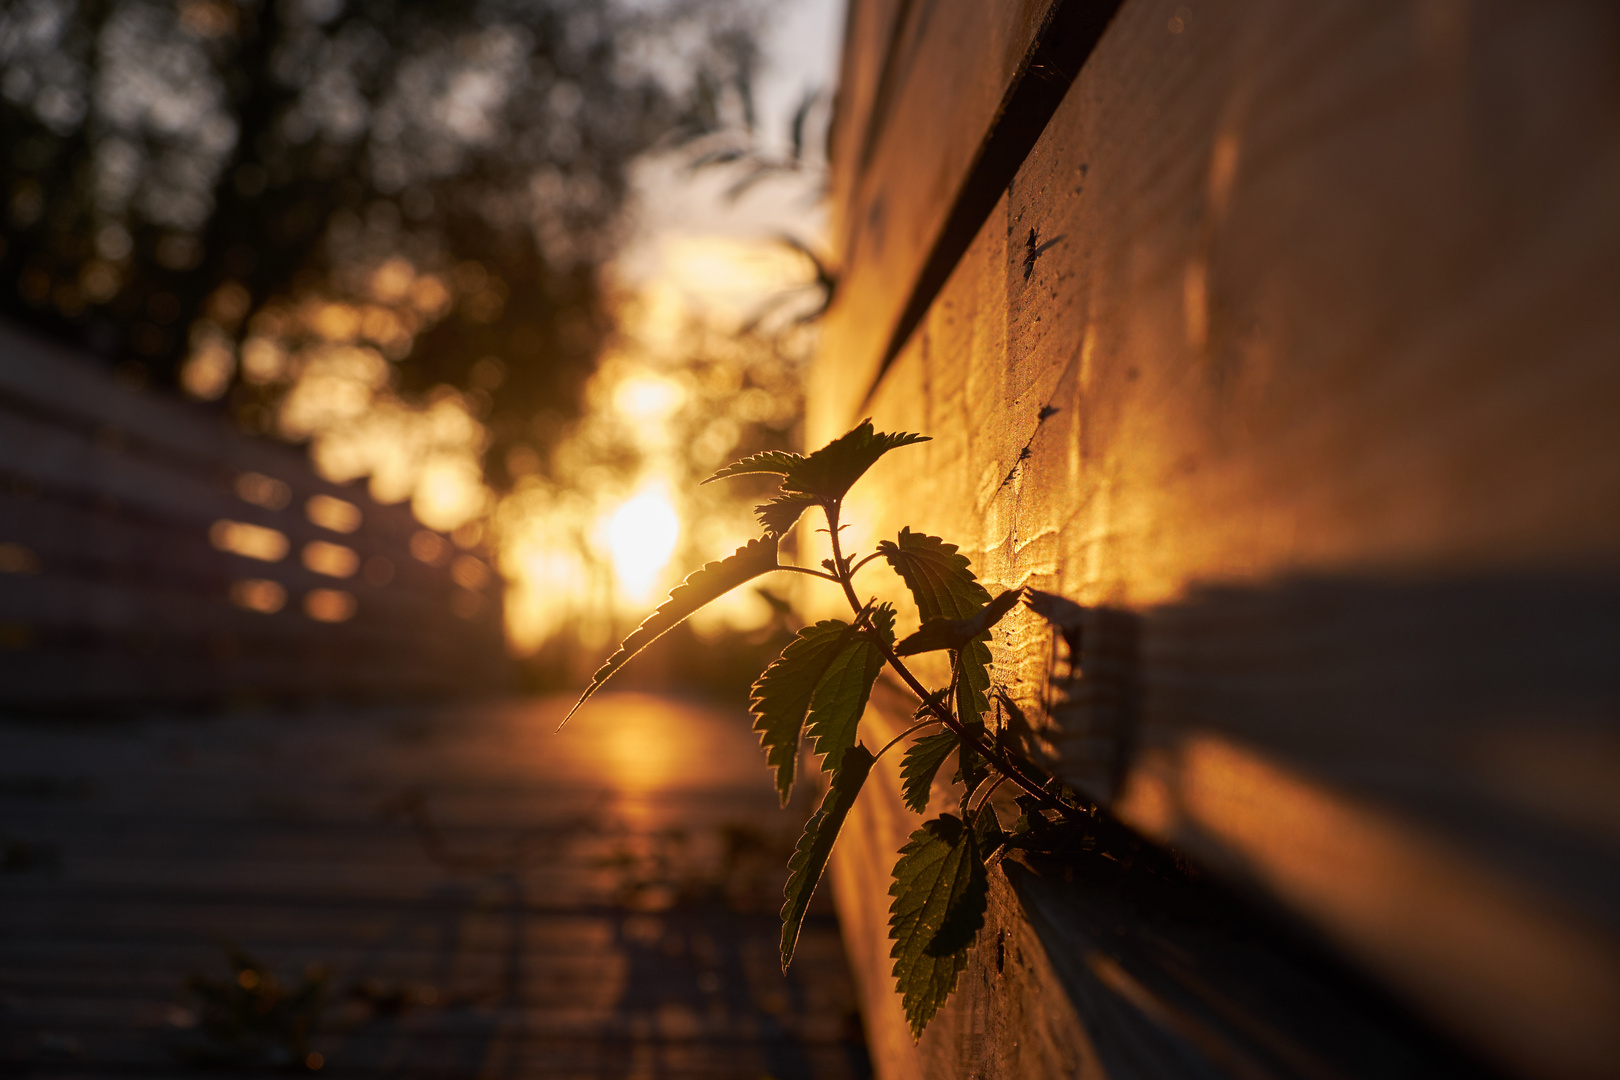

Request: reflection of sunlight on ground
left=0, top=691, right=868, bottom=1077
left=549, top=692, right=776, bottom=800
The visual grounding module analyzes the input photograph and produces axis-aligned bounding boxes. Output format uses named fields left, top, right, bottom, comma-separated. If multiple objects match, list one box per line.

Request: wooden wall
left=0, top=323, right=509, bottom=708
left=812, top=2, right=1620, bottom=1078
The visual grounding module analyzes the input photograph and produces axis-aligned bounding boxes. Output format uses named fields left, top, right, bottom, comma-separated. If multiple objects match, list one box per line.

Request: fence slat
left=814, top=1, right=1620, bottom=1077
left=0, top=328, right=507, bottom=706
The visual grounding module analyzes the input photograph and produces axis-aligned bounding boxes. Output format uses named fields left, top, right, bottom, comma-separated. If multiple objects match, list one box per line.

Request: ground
left=0, top=692, right=871, bottom=1079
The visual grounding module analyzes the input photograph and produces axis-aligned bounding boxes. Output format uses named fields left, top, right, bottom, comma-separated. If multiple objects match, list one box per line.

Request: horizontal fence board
left=814, top=0, right=1620, bottom=1077
left=0, top=407, right=438, bottom=571
left=0, top=327, right=506, bottom=706
left=811, top=0, right=1059, bottom=447
left=0, top=584, right=480, bottom=654
left=0, top=322, right=380, bottom=501
left=828, top=686, right=1487, bottom=1080
left=825, top=0, right=910, bottom=250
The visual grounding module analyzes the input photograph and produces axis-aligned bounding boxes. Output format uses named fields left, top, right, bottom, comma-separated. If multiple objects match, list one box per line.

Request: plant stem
left=773, top=564, right=843, bottom=584
left=847, top=551, right=884, bottom=578
left=825, top=501, right=866, bottom=614
left=824, top=504, right=1079, bottom=821
left=876, top=637, right=1079, bottom=820
left=875, top=718, right=944, bottom=761
left=971, top=774, right=1008, bottom=816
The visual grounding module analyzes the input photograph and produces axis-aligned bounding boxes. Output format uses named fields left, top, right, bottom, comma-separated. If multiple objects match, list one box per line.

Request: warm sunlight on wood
left=605, top=488, right=680, bottom=604
left=304, top=588, right=357, bottom=623
left=306, top=494, right=361, bottom=533
left=302, top=540, right=359, bottom=579
left=228, top=578, right=286, bottom=613
left=209, top=520, right=289, bottom=562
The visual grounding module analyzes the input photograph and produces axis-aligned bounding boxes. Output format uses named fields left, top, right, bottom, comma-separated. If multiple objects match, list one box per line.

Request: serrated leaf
left=975, top=801, right=1006, bottom=867
left=912, top=688, right=950, bottom=719
left=780, top=419, right=929, bottom=501
left=950, top=721, right=988, bottom=796
left=895, top=588, right=1024, bottom=656
left=892, top=618, right=964, bottom=657
left=704, top=449, right=807, bottom=484
left=899, top=730, right=958, bottom=814
left=564, top=537, right=778, bottom=725
left=755, top=491, right=822, bottom=537
left=804, top=605, right=894, bottom=775
left=879, top=529, right=994, bottom=724
left=894, top=586, right=1017, bottom=654
left=878, top=529, right=992, bottom=620
left=751, top=620, right=857, bottom=805
left=781, top=745, right=874, bottom=970
left=887, top=813, right=989, bottom=1038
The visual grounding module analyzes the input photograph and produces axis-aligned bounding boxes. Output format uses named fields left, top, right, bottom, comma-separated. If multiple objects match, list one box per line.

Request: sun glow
left=604, top=488, right=681, bottom=604
left=612, top=373, right=687, bottom=424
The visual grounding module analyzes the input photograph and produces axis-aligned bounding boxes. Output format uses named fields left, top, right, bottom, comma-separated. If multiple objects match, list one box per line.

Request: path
left=0, top=693, right=871, bottom=1079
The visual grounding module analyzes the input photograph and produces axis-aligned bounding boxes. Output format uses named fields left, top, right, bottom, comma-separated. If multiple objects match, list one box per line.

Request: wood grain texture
left=813, top=1, right=1620, bottom=1077
left=829, top=685, right=1496, bottom=1080
left=811, top=0, right=1056, bottom=449
left=0, top=694, right=871, bottom=1077
left=0, top=325, right=507, bottom=706
left=825, top=0, right=909, bottom=254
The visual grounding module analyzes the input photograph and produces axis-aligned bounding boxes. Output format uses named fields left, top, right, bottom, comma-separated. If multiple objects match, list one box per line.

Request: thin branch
left=772, top=563, right=842, bottom=583
left=971, top=774, right=1009, bottom=816
left=826, top=501, right=865, bottom=615
left=877, top=639, right=1081, bottom=821
left=828, top=499, right=1080, bottom=821
left=848, top=551, right=884, bottom=577
left=875, top=717, right=944, bottom=761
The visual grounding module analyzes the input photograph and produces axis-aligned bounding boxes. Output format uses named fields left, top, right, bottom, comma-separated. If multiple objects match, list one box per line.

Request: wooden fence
left=812, top=2, right=1620, bottom=1078
left=0, top=323, right=509, bottom=708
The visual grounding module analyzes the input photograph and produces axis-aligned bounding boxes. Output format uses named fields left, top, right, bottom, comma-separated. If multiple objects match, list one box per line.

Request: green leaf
left=975, top=801, right=1006, bottom=868
left=878, top=529, right=994, bottom=724
left=751, top=620, right=857, bottom=805
left=892, top=618, right=964, bottom=657
left=780, top=419, right=929, bottom=501
left=912, top=688, right=950, bottom=719
left=564, top=537, right=778, bottom=725
left=951, top=721, right=988, bottom=797
left=781, top=745, right=874, bottom=970
left=887, top=813, right=990, bottom=1038
left=755, top=491, right=822, bottom=537
left=899, top=730, right=958, bottom=814
left=804, top=605, right=894, bottom=775
left=894, top=588, right=1024, bottom=656
left=703, top=449, right=806, bottom=484
left=877, top=529, right=992, bottom=620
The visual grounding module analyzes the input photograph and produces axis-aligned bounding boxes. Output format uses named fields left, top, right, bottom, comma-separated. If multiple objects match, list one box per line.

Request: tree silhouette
left=0, top=0, right=760, bottom=481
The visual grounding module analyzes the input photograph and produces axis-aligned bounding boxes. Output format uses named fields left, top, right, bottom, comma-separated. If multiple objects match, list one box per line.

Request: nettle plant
left=565, top=420, right=1084, bottom=1037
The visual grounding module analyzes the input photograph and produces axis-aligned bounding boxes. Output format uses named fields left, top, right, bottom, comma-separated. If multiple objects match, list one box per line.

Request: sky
left=611, top=0, right=844, bottom=309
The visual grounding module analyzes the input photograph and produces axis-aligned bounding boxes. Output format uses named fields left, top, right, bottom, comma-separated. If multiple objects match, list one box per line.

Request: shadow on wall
left=1009, top=572, right=1620, bottom=1077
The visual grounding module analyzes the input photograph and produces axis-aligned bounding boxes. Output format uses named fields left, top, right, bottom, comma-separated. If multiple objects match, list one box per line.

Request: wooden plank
left=0, top=499, right=460, bottom=629
left=810, top=0, right=1061, bottom=448
left=830, top=687, right=1492, bottom=1080
left=825, top=0, right=910, bottom=251
left=0, top=321, right=379, bottom=505
left=0, top=695, right=870, bottom=1077
left=0, top=405, right=425, bottom=565
left=0, top=336, right=507, bottom=706
left=813, top=1, right=1620, bottom=1077
left=0, top=323, right=451, bottom=574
